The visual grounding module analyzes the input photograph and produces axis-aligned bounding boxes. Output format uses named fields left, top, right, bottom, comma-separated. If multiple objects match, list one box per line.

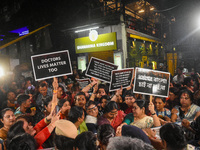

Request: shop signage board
left=31, top=50, right=72, bottom=81
left=85, top=57, right=118, bottom=83
left=77, top=78, right=91, bottom=90
left=109, top=68, right=134, bottom=91
left=75, top=32, right=117, bottom=53
left=133, top=67, right=170, bottom=97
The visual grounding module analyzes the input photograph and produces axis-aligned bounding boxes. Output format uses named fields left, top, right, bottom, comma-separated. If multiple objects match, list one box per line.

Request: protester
left=7, top=133, right=37, bottom=150
left=54, top=119, right=77, bottom=150
left=14, top=94, right=34, bottom=117
left=68, top=106, right=88, bottom=134
left=0, top=108, right=16, bottom=150
left=97, top=124, right=115, bottom=150
left=43, top=96, right=52, bottom=117
left=98, top=95, right=109, bottom=116
left=154, top=97, right=171, bottom=123
left=74, top=92, right=87, bottom=110
left=171, top=89, right=200, bottom=122
left=57, top=99, right=71, bottom=119
left=160, top=123, right=187, bottom=150
left=10, top=109, right=60, bottom=149
left=36, top=82, right=52, bottom=107
left=173, top=67, right=186, bottom=84
left=97, top=101, right=125, bottom=131
left=122, top=100, right=161, bottom=129
left=1, top=91, right=17, bottom=111
left=85, top=101, right=98, bottom=133
left=74, top=131, right=97, bottom=150
left=166, top=87, right=180, bottom=110
left=121, top=90, right=136, bottom=114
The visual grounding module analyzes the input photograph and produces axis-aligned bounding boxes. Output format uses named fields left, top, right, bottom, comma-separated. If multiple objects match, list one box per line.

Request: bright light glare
left=138, top=9, right=144, bottom=13
left=75, top=27, right=99, bottom=33
left=150, top=7, right=154, bottom=11
left=0, top=66, right=5, bottom=77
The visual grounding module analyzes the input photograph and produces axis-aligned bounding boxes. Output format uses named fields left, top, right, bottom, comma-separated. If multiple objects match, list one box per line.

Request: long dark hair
left=7, top=133, right=37, bottom=150
left=6, top=121, right=25, bottom=146
left=104, top=101, right=118, bottom=114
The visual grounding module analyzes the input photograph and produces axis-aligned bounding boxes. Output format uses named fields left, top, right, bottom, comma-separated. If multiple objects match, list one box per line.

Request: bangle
left=45, top=117, right=51, bottom=123
left=53, top=90, right=57, bottom=93
left=151, top=112, right=156, bottom=116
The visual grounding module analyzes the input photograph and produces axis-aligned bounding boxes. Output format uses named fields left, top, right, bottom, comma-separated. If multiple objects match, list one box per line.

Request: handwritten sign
left=109, top=68, right=134, bottom=91
left=85, top=57, right=118, bottom=83
left=31, top=50, right=72, bottom=81
left=133, top=67, right=170, bottom=97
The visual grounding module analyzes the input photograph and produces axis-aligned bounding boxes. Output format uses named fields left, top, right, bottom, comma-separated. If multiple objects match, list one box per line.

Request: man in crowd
left=14, top=94, right=32, bottom=117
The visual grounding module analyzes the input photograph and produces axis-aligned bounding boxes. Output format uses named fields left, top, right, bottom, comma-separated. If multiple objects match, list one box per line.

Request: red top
left=34, top=118, right=51, bottom=149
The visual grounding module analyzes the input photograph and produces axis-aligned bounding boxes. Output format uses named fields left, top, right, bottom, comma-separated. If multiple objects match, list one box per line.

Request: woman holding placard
left=122, top=100, right=161, bottom=129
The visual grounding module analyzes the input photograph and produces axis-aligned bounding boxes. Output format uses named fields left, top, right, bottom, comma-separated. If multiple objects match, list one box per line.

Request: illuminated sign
left=10, top=27, right=29, bottom=36
left=75, top=32, right=117, bottom=53
left=89, top=30, right=98, bottom=41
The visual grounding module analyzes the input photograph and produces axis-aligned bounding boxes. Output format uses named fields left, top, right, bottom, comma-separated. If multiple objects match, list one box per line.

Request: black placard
left=133, top=67, right=170, bottom=97
left=109, top=68, right=134, bottom=91
left=31, top=50, right=72, bottom=81
left=85, top=57, right=118, bottom=83
left=77, top=78, right=91, bottom=90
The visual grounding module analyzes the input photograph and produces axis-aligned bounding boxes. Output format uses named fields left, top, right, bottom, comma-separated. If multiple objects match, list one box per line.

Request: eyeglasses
left=87, top=106, right=98, bottom=113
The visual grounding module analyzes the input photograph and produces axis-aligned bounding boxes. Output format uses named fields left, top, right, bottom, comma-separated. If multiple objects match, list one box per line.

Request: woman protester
left=0, top=108, right=16, bottom=150
left=85, top=101, right=99, bottom=133
left=97, top=101, right=125, bottom=131
left=57, top=99, right=71, bottom=119
left=122, top=100, right=160, bottom=129
left=160, top=123, right=187, bottom=150
left=7, top=109, right=60, bottom=149
left=171, top=89, right=200, bottom=122
left=154, top=97, right=171, bottom=124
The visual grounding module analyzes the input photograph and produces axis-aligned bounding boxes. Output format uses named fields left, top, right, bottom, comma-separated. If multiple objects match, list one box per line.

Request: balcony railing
left=89, top=1, right=161, bottom=38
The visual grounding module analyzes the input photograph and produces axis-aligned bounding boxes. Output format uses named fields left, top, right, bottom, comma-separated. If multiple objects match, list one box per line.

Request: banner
left=133, top=67, right=170, bottom=97
left=109, top=68, right=134, bottom=91
left=85, top=57, right=118, bottom=83
left=31, top=50, right=72, bottom=81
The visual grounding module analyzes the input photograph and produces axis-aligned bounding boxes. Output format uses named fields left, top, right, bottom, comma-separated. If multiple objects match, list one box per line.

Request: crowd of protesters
left=0, top=65, right=200, bottom=150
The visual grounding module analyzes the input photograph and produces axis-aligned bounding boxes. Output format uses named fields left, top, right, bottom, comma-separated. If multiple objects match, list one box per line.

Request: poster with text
left=133, top=67, right=170, bottom=97
left=77, top=78, right=91, bottom=91
left=109, top=68, right=134, bottom=91
left=85, top=57, right=118, bottom=83
left=31, top=50, right=72, bottom=81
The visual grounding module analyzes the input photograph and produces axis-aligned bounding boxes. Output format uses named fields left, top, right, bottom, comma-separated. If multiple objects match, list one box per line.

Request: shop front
left=126, top=29, right=164, bottom=70
left=75, top=25, right=124, bottom=71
